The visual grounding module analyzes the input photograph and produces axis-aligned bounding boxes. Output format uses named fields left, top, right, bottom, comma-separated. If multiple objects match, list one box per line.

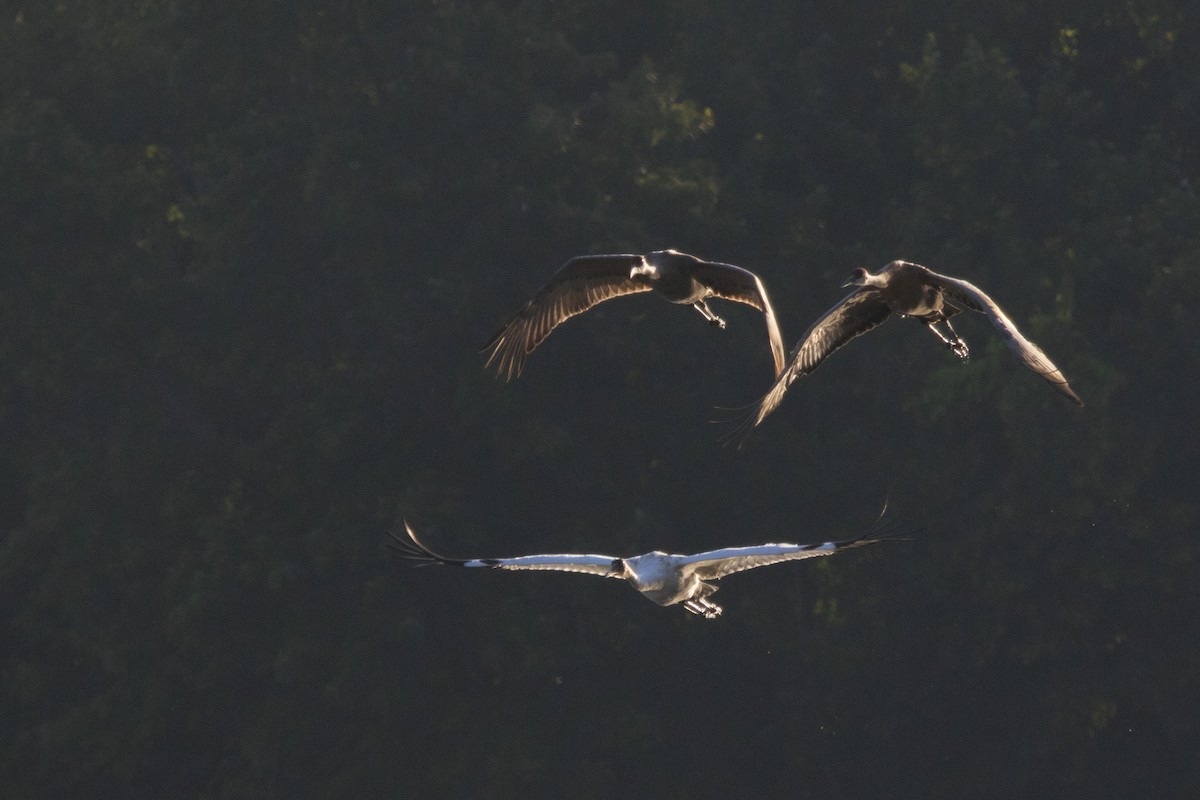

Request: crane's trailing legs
left=692, top=300, right=727, bottom=329
left=683, top=597, right=723, bottom=618
left=925, top=318, right=970, bottom=360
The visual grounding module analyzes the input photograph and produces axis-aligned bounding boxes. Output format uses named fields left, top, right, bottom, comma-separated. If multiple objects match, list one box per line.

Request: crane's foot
left=683, top=598, right=723, bottom=618
left=693, top=301, right=727, bottom=329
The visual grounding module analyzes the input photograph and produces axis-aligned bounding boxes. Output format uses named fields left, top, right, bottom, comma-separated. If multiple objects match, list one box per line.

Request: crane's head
left=842, top=266, right=872, bottom=288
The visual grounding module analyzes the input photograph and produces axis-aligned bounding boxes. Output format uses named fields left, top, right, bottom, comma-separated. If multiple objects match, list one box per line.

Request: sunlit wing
left=388, top=522, right=623, bottom=578
left=693, top=261, right=787, bottom=377
left=924, top=271, right=1084, bottom=406
left=719, top=289, right=891, bottom=445
left=466, top=553, right=624, bottom=577
left=680, top=541, right=845, bottom=581
left=481, top=254, right=651, bottom=380
left=777, top=289, right=893, bottom=383
left=681, top=515, right=918, bottom=581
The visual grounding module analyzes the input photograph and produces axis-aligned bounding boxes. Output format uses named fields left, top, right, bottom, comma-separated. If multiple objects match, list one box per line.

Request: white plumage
left=389, top=512, right=916, bottom=619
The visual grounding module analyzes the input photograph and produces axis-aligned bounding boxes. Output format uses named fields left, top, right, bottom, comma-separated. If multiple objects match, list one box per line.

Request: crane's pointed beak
left=842, top=268, right=867, bottom=288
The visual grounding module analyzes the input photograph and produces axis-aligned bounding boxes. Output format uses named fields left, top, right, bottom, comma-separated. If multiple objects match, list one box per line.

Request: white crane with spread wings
left=389, top=511, right=916, bottom=618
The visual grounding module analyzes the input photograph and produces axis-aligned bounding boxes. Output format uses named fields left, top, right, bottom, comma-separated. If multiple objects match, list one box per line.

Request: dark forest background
left=2, top=1, right=1198, bottom=797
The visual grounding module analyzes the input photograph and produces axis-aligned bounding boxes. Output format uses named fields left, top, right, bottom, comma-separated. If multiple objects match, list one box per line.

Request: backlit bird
left=482, top=249, right=786, bottom=380
left=388, top=511, right=915, bottom=618
left=726, top=260, right=1083, bottom=442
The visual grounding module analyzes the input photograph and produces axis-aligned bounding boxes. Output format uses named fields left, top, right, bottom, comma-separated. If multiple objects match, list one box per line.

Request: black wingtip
left=857, top=501, right=924, bottom=544
left=862, top=519, right=923, bottom=544
left=385, top=520, right=464, bottom=566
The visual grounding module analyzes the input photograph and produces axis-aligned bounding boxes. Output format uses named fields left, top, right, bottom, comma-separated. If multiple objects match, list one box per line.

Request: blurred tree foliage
left=1, top=1, right=1197, bottom=797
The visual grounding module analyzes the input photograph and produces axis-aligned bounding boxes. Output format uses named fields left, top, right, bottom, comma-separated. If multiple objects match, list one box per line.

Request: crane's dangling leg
left=683, top=598, right=724, bottom=618
left=925, top=319, right=970, bottom=360
left=692, top=300, right=727, bottom=329
left=943, top=317, right=970, bottom=359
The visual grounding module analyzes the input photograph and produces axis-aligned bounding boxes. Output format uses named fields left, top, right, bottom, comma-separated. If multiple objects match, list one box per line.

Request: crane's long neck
left=630, top=261, right=658, bottom=281
left=861, top=271, right=888, bottom=289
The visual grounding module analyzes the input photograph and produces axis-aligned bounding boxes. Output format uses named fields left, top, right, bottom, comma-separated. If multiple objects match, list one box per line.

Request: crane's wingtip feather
left=386, top=521, right=464, bottom=566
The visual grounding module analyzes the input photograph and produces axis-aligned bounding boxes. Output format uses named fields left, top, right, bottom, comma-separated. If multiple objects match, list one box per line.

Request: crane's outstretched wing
left=924, top=271, right=1084, bottom=406
left=692, top=261, right=787, bottom=378
left=680, top=514, right=918, bottom=581
left=482, top=254, right=651, bottom=380
left=388, top=522, right=624, bottom=578
left=719, top=289, right=892, bottom=445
